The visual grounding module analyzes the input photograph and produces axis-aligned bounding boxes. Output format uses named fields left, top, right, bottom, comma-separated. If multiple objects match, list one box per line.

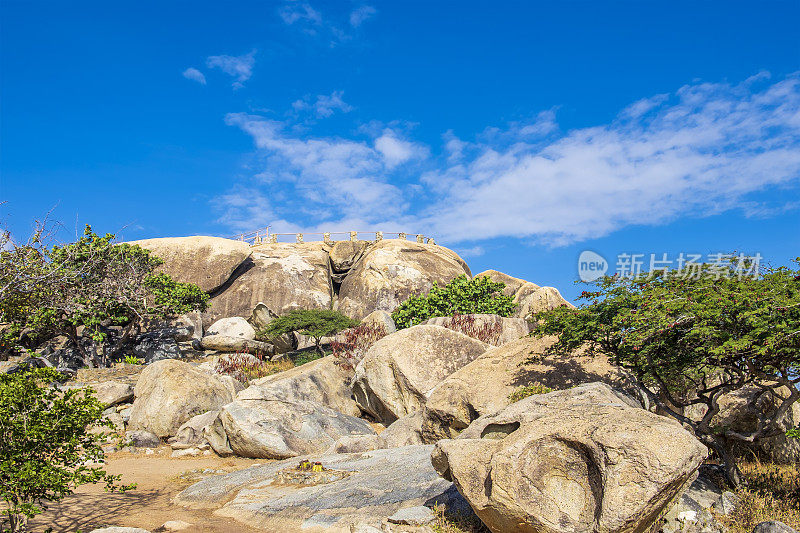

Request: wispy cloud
left=278, top=1, right=376, bottom=45
left=292, top=91, right=353, bottom=118
left=279, top=1, right=322, bottom=26
left=217, top=73, right=800, bottom=246
left=350, top=5, right=377, bottom=27
left=206, top=50, right=256, bottom=88
left=182, top=67, right=206, bottom=85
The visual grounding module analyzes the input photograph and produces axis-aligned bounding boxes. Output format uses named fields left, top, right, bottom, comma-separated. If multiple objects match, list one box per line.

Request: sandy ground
left=29, top=449, right=267, bottom=533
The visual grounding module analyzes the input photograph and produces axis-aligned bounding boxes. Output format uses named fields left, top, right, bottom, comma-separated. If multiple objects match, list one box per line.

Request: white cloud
left=224, top=114, right=409, bottom=222
left=350, top=5, right=377, bottom=27
left=374, top=130, right=427, bottom=168
left=206, top=51, right=256, bottom=88
left=182, top=67, right=206, bottom=85
left=418, top=74, right=800, bottom=245
left=292, top=91, right=353, bottom=118
left=218, top=73, right=800, bottom=247
left=279, top=1, right=322, bottom=26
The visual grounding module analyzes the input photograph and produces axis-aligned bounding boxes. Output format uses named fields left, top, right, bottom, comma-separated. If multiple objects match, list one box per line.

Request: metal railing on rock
left=230, top=227, right=436, bottom=246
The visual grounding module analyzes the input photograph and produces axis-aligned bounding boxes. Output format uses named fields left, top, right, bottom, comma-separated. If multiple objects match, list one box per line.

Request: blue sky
left=2, top=1, right=800, bottom=303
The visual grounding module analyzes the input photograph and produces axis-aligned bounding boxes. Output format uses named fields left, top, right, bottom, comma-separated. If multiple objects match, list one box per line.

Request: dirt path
left=29, top=449, right=267, bottom=533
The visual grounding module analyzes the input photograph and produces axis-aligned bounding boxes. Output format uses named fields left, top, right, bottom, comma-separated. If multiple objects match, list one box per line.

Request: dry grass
left=430, top=504, right=489, bottom=533
left=721, top=460, right=800, bottom=532
left=507, top=382, right=553, bottom=403
left=214, top=353, right=294, bottom=382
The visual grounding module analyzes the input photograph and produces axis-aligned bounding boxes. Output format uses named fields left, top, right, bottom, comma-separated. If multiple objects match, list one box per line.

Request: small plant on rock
left=437, top=314, right=503, bottom=346
left=331, top=322, right=388, bottom=371
left=0, top=368, right=134, bottom=532
left=391, top=275, right=516, bottom=329
left=507, top=383, right=553, bottom=403
left=214, top=351, right=293, bottom=382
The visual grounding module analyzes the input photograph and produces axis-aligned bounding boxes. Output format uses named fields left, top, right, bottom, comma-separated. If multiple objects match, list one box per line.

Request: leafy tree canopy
left=531, top=256, right=800, bottom=487
left=391, top=275, right=516, bottom=329
left=0, top=368, right=134, bottom=532
left=261, top=309, right=358, bottom=355
left=0, top=225, right=208, bottom=367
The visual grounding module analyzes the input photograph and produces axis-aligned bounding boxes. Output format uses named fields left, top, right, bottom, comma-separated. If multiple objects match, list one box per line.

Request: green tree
left=391, top=275, right=516, bottom=329
left=0, top=225, right=209, bottom=367
left=531, top=257, right=800, bottom=487
left=0, top=368, right=134, bottom=532
left=260, top=309, right=357, bottom=356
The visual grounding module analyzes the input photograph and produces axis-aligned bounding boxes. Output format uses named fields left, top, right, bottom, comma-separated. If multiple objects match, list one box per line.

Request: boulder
left=125, top=430, right=161, bottom=448
left=754, top=522, right=799, bottom=533
left=207, top=243, right=332, bottom=321
left=660, top=469, right=728, bottom=533
left=712, top=384, right=800, bottom=464
left=360, top=310, right=397, bottom=334
left=128, top=360, right=239, bottom=438
left=199, top=335, right=274, bottom=356
left=431, top=383, right=707, bottom=533
left=175, top=445, right=471, bottom=532
left=352, top=325, right=490, bottom=423
left=421, top=335, right=637, bottom=441
left=331, top=434, right=385, bottom=454
left=475, top=270, right=572, bottom=320
left=131, top=330, right=183, bottom=363
left=381, top=411, right=425, bottom=448
left=248, top=355, right=360, bottom=417
left=206, top=317, right=255, bottom=340
left=172, top=410, right=220, bottom=448
left=337, top=240, right=471, bottom=320
left=249, top=303, right=295, bottom=353
left=207, top=391, right=376, bottom=459
left=329, top=240, right=370, bottom=283
left=422, top=313, right=531, bottom=346
left=129, top=236, right=251, bottom=293
left=93, top=381, right=134, bottom=407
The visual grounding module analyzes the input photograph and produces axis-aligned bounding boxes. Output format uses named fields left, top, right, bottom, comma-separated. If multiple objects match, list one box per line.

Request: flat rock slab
left=175, top=445, right=470, bottom=532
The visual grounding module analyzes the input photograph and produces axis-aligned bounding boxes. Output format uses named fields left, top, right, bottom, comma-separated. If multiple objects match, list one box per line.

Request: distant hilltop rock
left=130, top=236, right=569, bottom=323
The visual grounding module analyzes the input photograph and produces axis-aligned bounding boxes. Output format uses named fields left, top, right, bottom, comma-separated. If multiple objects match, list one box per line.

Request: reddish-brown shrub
left=214, top=351, right=293, bottom=382
left=331, top=323, right=388, bottom=371
left=438, top=314, right=502, bottom=346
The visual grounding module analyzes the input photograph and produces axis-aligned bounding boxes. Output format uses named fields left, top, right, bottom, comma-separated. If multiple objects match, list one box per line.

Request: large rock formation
left=206, top=389, right=375, bottom=458
left=207, top=243, right=333, bottom=321
left=337, top=240, right=471, bottom=320
left=475, top=269, right=572, bottom=320
left=175, top=445, right=470, bottom=532
left=248, top=355, right=360, bottom=417
left=431, top=383, right=708, bottom=533
left=421, top=335, right=637, bottom=441
left=127, top=360, right=241, bottom=438
left=351, top=325, right=490, bottom=423
left=129, top=236, right=251, bottom=293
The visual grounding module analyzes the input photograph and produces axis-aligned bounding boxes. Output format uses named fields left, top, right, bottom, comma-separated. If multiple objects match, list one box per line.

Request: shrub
left=720, top=461, right=800, bottom=532
left=0, top=368, right=134, bottom=532
left=435, top=314, right=503, bottom=345
left=507, top=383, right=553, bottom=403
left=531, top=256, right=800, bottom=487
left=259, top=309, right=358, bottom=356
left=214, top=352, right=293, bottom=382
left=123, top=355, right=144, bottom=365
left=331, top=322, right=388, bottom=371
left=391, top=275, right=516, bottom=329
left=0, top=225, right=208, bottom=367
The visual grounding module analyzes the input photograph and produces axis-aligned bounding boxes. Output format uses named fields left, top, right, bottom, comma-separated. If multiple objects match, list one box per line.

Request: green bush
left=0, top=368, right=134, bottom=532
left=507, top=383, right=553, bottom=403
left=259, top=309, right=357, bottom=356
left=123, top=355, right=144, bottom=365
left=391, top=275, right=516, bottom=329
